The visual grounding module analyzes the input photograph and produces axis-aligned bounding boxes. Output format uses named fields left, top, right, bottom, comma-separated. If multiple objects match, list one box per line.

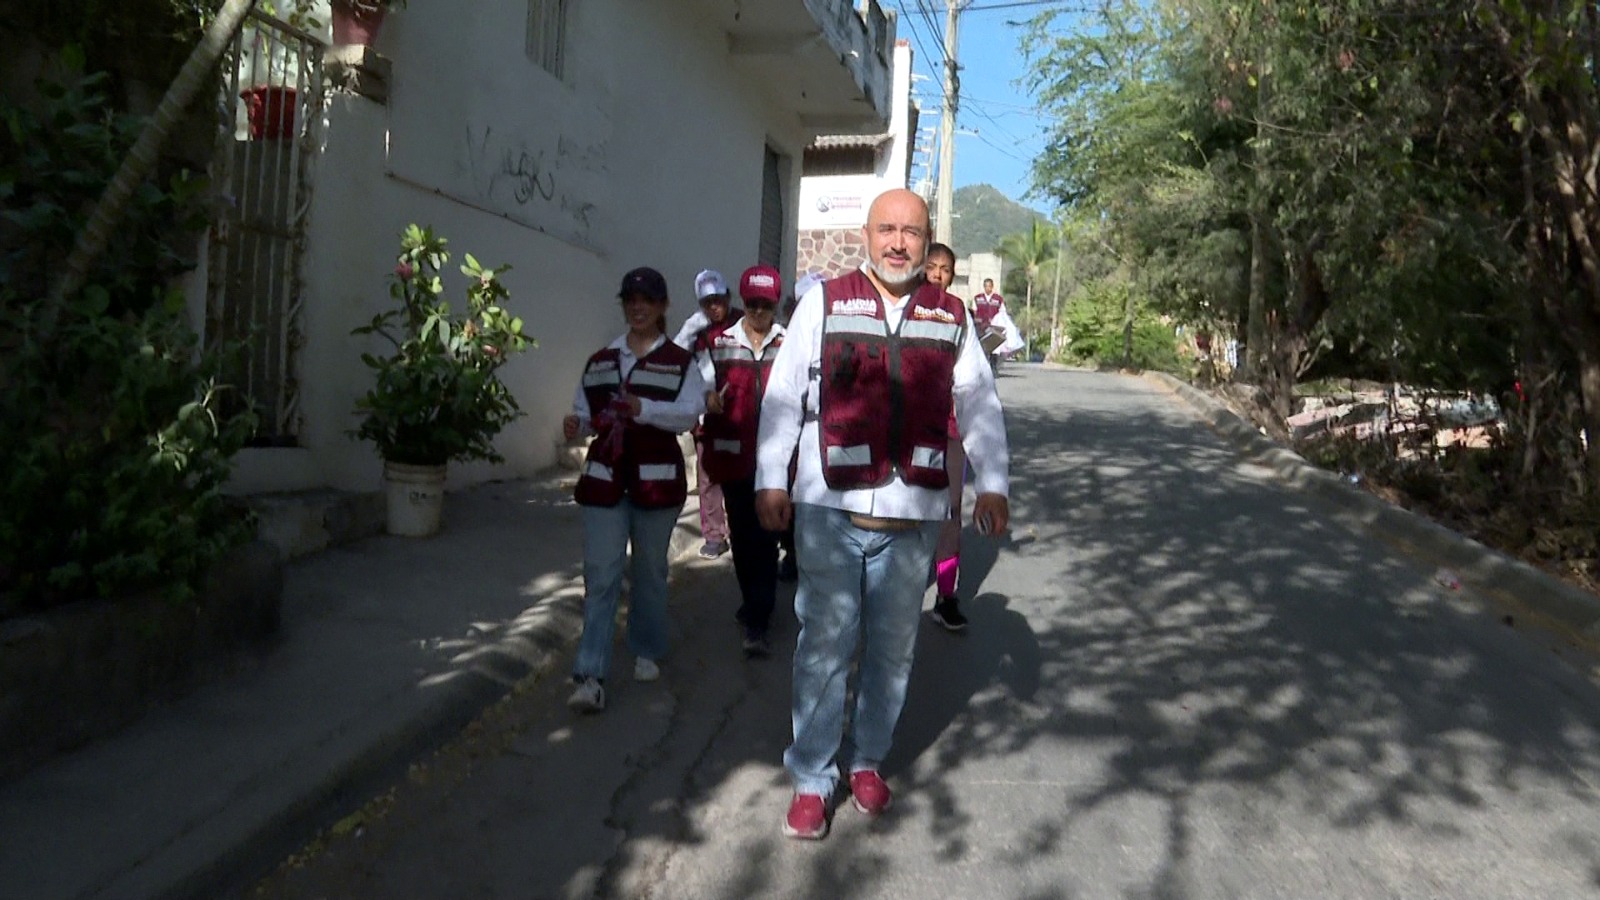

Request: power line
left=959, top=94, right=1043, bottom=113
left=964, top=0, right=1090, bottom=12
left=886, top=0, right=947, bottom=72
left=884, top=0, right=958, bottom=107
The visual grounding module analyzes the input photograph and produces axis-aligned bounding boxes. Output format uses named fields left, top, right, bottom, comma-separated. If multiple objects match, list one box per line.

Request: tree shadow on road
left=256, top=369, right=1600, bottom=899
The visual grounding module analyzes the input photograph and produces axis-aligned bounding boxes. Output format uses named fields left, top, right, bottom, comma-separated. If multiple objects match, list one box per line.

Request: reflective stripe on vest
left=900, top=319, right=962, bottom=344
left=637, top=463, right=677, bottom=481
left=712, top=438, right=741, bottom=454
left=827, top=443, right=873, bottom=467
left=910, top=444, right=945, bottom=470
left=629, top=367, right=685, bottom=392
left=583, top=367, right=620, bottom=388
left=823, top=315, right=888, bottom=338
left=584, top=460, right=615, bottom=482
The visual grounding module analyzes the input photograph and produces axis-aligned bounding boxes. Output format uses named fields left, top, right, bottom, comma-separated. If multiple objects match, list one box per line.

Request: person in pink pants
left=925, top=242, right=967, bottom=631
left=674, top=269, right=736, bottom=558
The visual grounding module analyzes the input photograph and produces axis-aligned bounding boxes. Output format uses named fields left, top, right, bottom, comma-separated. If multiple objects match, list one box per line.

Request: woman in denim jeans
left=563, top=267, right=707, bottom=713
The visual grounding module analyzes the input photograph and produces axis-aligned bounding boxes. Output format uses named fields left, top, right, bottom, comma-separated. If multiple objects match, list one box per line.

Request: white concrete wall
left=882, top=41, right=913, bottom=190
left=951, top=251, right=1005, bottom=303
left=230, top=0, right=821, bottom=494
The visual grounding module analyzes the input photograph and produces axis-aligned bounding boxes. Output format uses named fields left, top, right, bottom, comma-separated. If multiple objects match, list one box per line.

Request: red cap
left=739, top=265, right=782, bottom=304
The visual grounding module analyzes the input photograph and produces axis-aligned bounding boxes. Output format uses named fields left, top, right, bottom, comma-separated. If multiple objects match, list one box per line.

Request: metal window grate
left=527, top=0, right=569, bottom=79
left=206, top=8, right=324, bottom=445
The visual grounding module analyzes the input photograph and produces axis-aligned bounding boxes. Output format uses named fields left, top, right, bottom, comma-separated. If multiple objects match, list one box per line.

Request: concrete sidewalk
left=0, top=469, right=705, bottom=900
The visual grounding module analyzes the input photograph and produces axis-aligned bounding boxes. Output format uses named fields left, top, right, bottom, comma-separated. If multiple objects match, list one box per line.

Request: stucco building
left=793, top=38, right=917, bottom=281
left=205, top=0, right=896, bottom=495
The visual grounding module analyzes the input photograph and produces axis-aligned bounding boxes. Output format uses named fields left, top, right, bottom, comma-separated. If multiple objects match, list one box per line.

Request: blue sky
left=882, top=0, right=1059, bottom=215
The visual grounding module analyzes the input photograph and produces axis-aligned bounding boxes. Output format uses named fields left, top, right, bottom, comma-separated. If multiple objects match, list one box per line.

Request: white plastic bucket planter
left=383, top=461, right=446, bottom=536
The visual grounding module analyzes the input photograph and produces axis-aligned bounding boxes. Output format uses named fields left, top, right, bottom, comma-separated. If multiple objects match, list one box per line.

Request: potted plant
left=239, top=2, right=321, bottom=140
left=352, top=224, right=534, bottom=536
left=330, top=0, right=406, bottom=45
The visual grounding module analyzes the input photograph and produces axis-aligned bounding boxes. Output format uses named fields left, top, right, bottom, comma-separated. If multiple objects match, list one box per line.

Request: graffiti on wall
left=460, top=123, right=604, bottom=250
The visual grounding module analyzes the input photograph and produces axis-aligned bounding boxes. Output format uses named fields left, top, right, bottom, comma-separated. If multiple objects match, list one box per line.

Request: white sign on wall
left=798, top=174, right=886, bottom=230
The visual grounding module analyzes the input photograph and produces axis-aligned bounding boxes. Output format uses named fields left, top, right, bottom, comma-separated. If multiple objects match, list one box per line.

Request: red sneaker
left=783, top=793, right=829, bottom=840
left=849, top=770, right=892, bottom=815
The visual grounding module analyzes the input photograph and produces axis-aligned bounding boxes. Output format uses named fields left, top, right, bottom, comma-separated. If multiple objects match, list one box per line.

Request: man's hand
left=972, top=493, right=1010, bottom=536
left=562, top=414, right=581, bottom=442
left=756, top=489, right=793, bottom=532
left=704, top=389, right=725, bottom=415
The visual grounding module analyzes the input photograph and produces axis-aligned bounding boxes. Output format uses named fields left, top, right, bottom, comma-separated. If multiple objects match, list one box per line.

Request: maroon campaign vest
left=973, top=292, right=1005, bottom=332
left=687, top=309, right=742, bottom=440
left=700, top=319, right=784, bottom=484
left=573, top=340, right=693, bottom=509
left=817, top=270, right=967, bottom=491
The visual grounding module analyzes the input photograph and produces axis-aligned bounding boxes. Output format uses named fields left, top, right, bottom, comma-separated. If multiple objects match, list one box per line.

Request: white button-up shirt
left=569, top=333, right=707, bottom=437
left=696, top=318, right=787, bottom=385
left=755, top=269, right=1010, bottom=521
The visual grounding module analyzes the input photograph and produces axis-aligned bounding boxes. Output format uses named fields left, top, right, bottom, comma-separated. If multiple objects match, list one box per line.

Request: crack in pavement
left=592, top=567, right=773, bottom=900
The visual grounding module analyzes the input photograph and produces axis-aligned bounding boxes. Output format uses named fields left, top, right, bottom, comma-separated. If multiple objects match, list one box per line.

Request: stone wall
left=797, top=228, right=867, bottom=279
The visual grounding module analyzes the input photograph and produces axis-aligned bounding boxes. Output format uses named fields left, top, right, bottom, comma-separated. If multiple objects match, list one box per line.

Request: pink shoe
left=849, top=770, right=892, bottom=815
left=783, top=793, right=829, bottom=840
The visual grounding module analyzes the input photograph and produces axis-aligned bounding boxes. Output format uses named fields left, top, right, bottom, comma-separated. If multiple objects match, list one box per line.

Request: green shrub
left=1059, top=280, right=1184, bottom=372
left=0, top=56, right=256, bottom=611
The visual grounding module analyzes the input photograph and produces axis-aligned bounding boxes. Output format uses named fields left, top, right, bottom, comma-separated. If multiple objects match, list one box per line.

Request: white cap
left=694, top=269, right=729, bottom=300
left=795, top=271, right=826, bottom=299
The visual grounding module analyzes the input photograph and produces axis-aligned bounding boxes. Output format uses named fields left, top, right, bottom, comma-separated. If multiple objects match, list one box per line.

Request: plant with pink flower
left=351, top=224, right=534, bottom=466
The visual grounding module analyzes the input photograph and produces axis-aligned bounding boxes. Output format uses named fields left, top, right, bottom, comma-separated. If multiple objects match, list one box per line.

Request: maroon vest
left=573, top=340, right=693, bottom=509
left=973, top=292, right=1004, bottom=331
left=700, top=320, right=784, bottom=483
left=817, top=270, right=967, bottom=491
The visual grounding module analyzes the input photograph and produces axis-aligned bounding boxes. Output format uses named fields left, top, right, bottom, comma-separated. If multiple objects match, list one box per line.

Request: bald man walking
left=755, top=189, right=1011, bottom=840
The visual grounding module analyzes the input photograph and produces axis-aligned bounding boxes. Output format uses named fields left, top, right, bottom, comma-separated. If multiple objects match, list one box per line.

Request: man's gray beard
left=868, top=259, right=925, bottom=292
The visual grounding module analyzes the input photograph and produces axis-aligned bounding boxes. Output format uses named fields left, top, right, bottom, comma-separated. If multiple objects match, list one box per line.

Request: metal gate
left=206, top=7, right=323, bottom=445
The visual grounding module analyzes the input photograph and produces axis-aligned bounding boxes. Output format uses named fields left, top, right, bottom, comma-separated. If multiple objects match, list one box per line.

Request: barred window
left=527, top=0, right=570, bottom=78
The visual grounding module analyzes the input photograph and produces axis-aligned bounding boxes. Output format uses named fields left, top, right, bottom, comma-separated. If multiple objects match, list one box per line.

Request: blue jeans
left=784, top=503, right=940, bottom=796
left=572, top=500, right=682, bottom=681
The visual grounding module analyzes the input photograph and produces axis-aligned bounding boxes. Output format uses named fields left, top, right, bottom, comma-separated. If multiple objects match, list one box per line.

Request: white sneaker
left=567, top=677, right=605, bottom=713
left=634, top=657, right=661, bottom=682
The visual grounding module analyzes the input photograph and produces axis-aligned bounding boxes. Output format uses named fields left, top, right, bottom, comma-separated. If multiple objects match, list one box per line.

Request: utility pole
left=935, top=0, right=961, bottom=245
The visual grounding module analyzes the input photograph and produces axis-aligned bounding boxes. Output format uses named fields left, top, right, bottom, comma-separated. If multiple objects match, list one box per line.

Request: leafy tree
left=1, top=58, right=256, bottom=609
left=997, top=219, right=1059, bottom=353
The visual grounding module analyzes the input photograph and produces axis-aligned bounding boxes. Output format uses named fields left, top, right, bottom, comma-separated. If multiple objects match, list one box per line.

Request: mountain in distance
left=950, top=184, right=1049, bottom=260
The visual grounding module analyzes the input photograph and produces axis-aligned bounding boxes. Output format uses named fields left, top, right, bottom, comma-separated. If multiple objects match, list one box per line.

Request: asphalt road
left=250, top=365, right=1600, bottom=900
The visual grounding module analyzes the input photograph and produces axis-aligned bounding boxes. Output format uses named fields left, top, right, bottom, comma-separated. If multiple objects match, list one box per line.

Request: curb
left=159, top=480, right=706, bottom=900
left=1144, top=370, right=1600, bottom=640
